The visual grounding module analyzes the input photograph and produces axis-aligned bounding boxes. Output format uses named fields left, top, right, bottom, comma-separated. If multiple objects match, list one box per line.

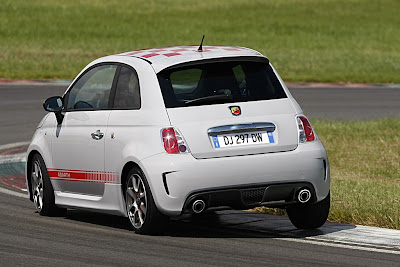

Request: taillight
left=297, top=116, right=315, bottom=142
left=161, top=128, right=190, bottom=154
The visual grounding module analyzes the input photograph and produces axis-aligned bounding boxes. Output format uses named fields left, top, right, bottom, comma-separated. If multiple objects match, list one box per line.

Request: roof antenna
left=197, top=35, right=205, bottom=52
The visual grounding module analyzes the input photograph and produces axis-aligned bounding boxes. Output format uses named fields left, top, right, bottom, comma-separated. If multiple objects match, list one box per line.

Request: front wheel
left=124, top=167, right=166, bottom=234
left=30, top=154, right=66, bottom=216
left=286, top=192, right=330, bottom=229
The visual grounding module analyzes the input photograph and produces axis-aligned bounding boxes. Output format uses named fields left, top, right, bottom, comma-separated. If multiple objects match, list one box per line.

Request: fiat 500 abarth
left=26, top=45, right=330, bottom=234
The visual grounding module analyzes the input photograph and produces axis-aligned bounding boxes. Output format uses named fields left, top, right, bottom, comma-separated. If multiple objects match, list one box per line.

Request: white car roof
left=115, top=45, right=268, bottom=73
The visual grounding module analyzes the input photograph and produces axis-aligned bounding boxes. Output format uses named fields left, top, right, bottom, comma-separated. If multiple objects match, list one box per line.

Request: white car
left=26, top=45, right=330, bottom=234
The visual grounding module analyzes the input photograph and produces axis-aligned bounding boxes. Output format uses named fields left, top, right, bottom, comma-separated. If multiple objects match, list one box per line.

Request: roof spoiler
left=156, top=56, right=270, bottom=73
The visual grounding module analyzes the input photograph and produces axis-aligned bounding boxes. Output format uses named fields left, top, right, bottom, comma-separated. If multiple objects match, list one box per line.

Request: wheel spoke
left=133, top=175, right=140, bottom=193
left=32, top=161, right=43, bottom=184
left=133, top=210, right=140, bottom=227
left=140, top=202, right=147, bottom=215
left=38, top=195, right=43, bottom=208
left=138, top=210, right=144, bottom=225
left=32, top=166, right=38, bottom=184
left=34, top=162, right=39, bottom=178
left=126, top=187, right=135, bottom=200
left=139, top=191, right=146, bottom=200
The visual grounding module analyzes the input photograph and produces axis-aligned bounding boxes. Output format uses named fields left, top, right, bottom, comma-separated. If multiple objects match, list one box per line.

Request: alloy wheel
left=31, top=160, right=44, bottom=212
left=126, top=174, right=147, bottom=229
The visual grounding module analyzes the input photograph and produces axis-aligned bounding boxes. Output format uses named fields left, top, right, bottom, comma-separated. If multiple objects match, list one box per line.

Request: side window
left=67, top=65, right=117, bottom=110
left=113, top=66, right=141, bottom=109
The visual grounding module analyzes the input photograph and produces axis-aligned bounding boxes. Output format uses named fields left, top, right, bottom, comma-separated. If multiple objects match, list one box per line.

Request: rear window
left=157, top=60, right=287, bottom=108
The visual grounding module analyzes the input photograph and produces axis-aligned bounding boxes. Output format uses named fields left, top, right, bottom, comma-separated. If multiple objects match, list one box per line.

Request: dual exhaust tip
left=191, top=199, right=206, bottom=214
left=297, top=188, right=312, bottom=204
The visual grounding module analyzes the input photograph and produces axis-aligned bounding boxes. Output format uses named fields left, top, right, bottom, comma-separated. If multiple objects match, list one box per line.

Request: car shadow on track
left=63, top=209, right=355, bottom=239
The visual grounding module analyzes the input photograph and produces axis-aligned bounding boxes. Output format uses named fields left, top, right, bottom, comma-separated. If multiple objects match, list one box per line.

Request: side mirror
left=43, top=96, right=63, bottom=112
left=43, top=96, right=64, bottom=124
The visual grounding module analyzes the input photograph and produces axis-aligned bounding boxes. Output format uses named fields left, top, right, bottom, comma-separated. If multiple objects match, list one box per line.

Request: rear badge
left=229, top=106, right=241, bottom=116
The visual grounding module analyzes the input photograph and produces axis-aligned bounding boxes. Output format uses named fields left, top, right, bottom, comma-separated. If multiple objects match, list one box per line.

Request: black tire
left=30, top=154, right=66, bottom=216
left=286, top=192, right=330, bottom=229
left=124, top=167, right=167, bottom=234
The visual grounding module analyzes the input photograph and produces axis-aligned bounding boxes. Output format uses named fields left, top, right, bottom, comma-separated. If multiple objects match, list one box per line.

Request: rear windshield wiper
left=184, top=94, right=233, bottom=107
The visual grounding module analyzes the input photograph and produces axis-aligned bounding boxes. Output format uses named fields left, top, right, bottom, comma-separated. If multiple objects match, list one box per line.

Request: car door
left=105, top=65, right=142, bottom=180
left=50, top=64, right=118, bottom=196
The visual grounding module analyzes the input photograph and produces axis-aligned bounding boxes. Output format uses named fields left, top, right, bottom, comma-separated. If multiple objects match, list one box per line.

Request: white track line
left=0, top=186, right=28, bottom=199
left=0, top=141, right=30, bottom=151
left=0, top=153, right=27, bottom=164
left=278, top=237, right=400, bottom=255
left=0, top=82, right=70, bottom=87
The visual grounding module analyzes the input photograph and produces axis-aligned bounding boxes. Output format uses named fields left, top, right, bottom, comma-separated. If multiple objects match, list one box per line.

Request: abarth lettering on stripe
left=58, top=172, right=70, bottom=178
left=48, top=169, right=119, bottom=184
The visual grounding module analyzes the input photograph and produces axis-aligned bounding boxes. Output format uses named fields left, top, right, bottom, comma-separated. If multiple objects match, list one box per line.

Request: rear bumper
left=183, top=182, right=317, bottom=211
left=140, top=140, right=330, bottom=216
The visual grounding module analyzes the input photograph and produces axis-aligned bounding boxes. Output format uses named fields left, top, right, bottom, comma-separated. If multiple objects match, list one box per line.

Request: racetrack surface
left=0, top=83, right=400, bottom=266
left=1, top=191, right=399, bottom=266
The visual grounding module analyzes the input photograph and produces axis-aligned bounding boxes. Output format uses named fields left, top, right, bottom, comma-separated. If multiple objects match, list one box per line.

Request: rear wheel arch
left=120, top=161, right=141, bottom=194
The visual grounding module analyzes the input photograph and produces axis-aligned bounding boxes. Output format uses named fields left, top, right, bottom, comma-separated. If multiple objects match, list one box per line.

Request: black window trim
left=63, top=62, right=141, bottom=112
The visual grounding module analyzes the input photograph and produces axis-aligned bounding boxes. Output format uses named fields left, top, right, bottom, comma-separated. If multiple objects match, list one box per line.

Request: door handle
left=91, top=130, right=104, bottom=140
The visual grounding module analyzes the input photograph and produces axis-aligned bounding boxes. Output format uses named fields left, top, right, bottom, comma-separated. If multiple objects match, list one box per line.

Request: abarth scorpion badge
left=229, top=106, right=241, bottom=116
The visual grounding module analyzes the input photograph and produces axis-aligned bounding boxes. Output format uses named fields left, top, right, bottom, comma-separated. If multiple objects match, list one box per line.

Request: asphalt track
left=0, top=189, right=399, bottom=266
left=0, top=83, right=399, bottom=266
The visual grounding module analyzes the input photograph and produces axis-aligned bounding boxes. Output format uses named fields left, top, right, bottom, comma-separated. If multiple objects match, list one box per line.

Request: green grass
left=253, top=118, right=400, bottom=230
left=1, top=0, right=400, bottom=82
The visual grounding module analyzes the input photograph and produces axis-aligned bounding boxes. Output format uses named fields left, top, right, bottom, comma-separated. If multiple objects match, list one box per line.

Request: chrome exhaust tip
left=297, top=188, right=311, bottom=203
left=192, top=199, right=206, bottom=214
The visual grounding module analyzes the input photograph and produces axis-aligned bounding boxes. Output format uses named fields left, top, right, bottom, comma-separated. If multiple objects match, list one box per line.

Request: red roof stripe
left=163, top=52, right=181, bottom=57
left=141, top=53, right=160, bottom=58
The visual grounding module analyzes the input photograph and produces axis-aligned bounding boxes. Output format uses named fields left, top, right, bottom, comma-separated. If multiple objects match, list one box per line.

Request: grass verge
left=1, top=0, right=400, bottom=82
left=253, top=118, right=400, bottom=230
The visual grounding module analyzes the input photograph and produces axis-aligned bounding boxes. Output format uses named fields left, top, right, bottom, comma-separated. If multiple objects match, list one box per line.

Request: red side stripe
left=48, top=169, right=119, bottom=184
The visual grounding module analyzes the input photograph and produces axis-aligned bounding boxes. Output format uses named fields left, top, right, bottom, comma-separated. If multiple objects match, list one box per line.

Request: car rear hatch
left=157, top=58, right=298, bottom=159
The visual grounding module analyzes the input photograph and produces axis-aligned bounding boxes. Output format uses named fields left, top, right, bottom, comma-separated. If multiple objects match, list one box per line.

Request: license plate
left=211, top=131, right=275, bottom=148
